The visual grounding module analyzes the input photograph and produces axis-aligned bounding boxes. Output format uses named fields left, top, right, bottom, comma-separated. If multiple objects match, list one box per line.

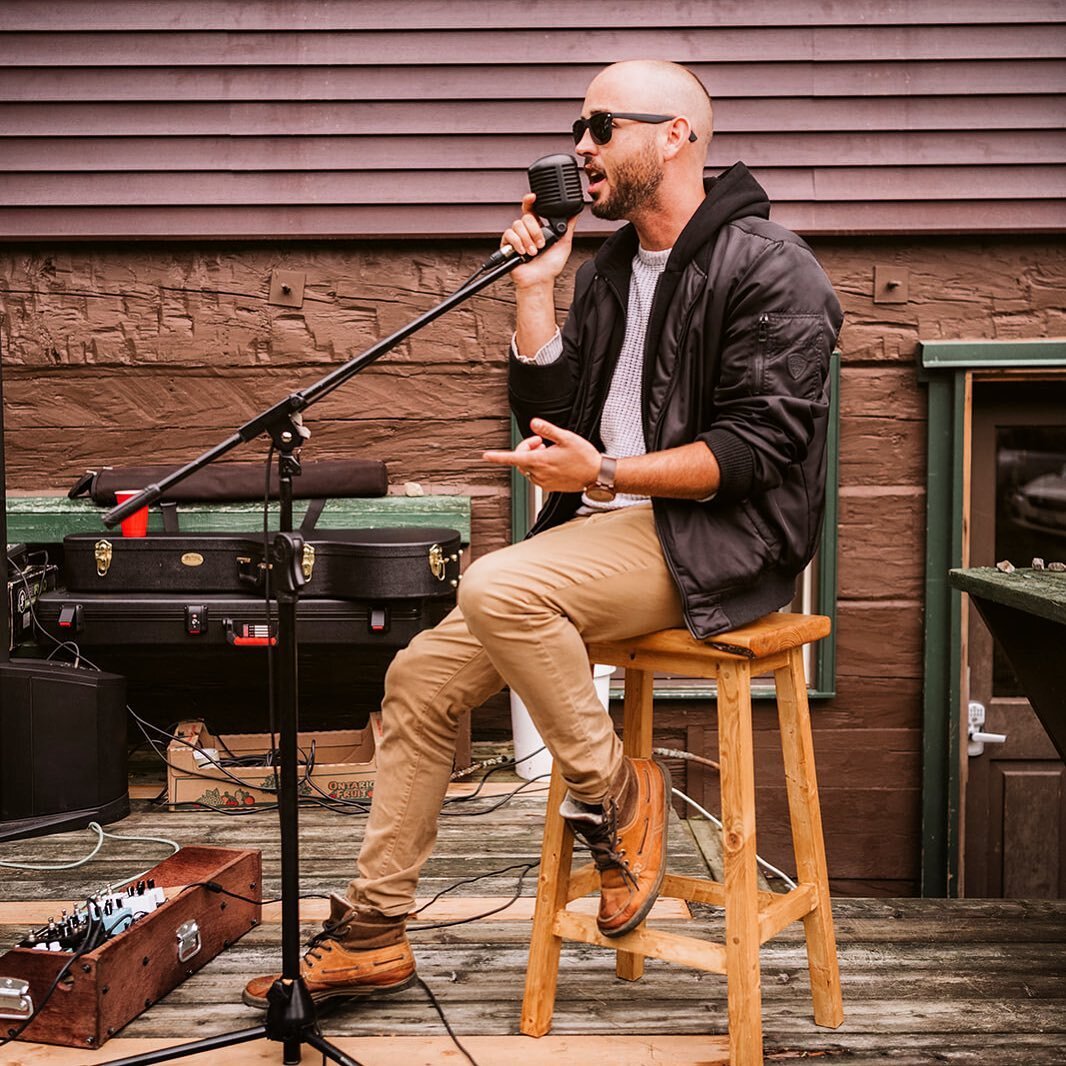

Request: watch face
left=585, top=485, right=616, bottom=503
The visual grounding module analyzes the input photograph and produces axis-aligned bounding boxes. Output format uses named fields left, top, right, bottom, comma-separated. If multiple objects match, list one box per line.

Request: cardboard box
left=167, top=714, right=381, bottom=809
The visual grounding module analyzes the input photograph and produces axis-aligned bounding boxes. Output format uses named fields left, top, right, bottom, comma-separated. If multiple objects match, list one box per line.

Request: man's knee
left=456, top=549, right=529, bottom=631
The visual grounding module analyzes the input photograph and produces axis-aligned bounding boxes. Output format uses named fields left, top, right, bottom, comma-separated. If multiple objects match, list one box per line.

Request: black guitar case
left=62, top=527, right=462, bottom=599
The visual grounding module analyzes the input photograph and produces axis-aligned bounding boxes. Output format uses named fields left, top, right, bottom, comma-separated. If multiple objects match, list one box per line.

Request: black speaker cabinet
left=0, top=660, right=129, bottom=841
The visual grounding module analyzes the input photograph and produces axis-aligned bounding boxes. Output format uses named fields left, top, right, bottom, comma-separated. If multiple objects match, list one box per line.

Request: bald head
left=585, top=60, right=714, bottom=151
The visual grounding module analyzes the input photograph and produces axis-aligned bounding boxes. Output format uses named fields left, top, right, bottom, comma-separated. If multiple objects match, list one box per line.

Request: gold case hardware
left=429, top=544, right=446, bottom=581
left=181, top=552, right=204, bottom=567
left=302, top=543, right=316, bottom=580
left=95, top=539, right=113, bottom=577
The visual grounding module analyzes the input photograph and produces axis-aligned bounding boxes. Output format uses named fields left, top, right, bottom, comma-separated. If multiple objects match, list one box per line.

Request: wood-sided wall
left=3, top=234, right=1065, bottom=895
left=1, top=1, right=1063, bottom=239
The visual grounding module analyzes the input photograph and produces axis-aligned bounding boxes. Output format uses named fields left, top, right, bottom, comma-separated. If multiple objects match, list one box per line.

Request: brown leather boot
left=562, top=757, right=671, bottom=938
left=242, top=894, right=416, bottom=1009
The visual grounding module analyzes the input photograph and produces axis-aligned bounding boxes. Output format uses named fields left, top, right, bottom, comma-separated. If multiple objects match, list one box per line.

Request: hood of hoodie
left=591, top=162, right=771, bottom=289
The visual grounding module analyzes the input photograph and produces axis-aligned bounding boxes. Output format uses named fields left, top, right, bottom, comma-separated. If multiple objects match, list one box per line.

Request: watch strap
left=596, top=455, right=618, bottom=490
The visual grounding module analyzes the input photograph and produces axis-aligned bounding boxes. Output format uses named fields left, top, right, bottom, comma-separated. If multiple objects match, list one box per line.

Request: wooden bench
left=521, top=612, right=843, bottom=1066
left=4, top=493, right=472, bottom=544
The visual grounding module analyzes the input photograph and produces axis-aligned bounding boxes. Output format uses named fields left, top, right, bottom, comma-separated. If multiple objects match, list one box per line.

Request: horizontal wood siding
left=0, top=2, right=1063, bottom=239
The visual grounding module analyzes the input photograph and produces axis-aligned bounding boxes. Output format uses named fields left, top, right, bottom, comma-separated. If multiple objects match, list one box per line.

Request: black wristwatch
left=584, top=455, right=618, bottom=503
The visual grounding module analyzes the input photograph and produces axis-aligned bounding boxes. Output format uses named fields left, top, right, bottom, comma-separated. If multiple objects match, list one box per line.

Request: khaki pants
left=348, top=504, right=685, bottom=915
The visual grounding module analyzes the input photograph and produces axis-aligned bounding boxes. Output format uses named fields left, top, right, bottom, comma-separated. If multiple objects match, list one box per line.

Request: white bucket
left=510, top=663, right=615, bottom=781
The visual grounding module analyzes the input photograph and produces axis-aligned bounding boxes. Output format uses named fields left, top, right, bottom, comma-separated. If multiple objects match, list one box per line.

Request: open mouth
left=585, top=165, right=606, bottom=195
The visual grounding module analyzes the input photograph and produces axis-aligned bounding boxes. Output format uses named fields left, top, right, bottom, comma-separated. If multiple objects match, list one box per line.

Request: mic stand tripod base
left=267, top=977, right=363, bottom=1066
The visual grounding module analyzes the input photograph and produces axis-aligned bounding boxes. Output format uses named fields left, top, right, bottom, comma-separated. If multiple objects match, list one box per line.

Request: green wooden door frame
left=919, top=338, right=1066, bottom=897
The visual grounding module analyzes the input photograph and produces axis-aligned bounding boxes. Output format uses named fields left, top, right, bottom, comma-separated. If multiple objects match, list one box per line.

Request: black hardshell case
left=35, top=589, right=454, bottom=650
left=61, top=528, right=462, bottom=599
left=300, top=527, right=462, bottom=600
left=63, top=533, right=264, bottom=594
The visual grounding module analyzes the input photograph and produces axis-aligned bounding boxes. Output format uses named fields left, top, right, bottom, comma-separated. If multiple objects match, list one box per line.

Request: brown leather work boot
left=561, top=756, right=671, bottom=938
left=242, top=894, right=416, bottom=1009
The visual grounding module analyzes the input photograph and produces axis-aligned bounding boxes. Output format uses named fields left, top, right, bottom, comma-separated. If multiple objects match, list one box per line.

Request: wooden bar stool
left=520, top=613, right=843, bottom=1066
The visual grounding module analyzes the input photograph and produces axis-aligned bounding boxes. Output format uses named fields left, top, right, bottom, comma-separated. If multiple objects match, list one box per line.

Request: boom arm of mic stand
left=101, top=248, right=531, bottom=529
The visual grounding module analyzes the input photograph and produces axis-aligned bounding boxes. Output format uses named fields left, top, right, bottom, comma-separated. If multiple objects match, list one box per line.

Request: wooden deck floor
left=2, top=767, right=1065, bottom=1066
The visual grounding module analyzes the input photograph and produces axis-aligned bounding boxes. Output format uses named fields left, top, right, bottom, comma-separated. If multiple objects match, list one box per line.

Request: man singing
left=244, top=58, right=842, bottom=1008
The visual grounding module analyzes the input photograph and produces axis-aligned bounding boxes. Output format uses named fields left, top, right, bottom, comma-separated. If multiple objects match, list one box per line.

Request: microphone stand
left=96, top=245, right=546, bottom=1066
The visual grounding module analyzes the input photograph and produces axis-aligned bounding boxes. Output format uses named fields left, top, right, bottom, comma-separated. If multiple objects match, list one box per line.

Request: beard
left=590, top=141, right=665, bottom=221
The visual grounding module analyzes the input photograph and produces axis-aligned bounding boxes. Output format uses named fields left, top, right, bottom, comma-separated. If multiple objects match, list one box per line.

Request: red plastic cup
left=115, top=489, right=149, bottom=537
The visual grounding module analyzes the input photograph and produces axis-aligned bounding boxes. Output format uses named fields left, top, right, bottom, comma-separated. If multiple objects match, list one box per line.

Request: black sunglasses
left=571, top=111, right=698, bottom=146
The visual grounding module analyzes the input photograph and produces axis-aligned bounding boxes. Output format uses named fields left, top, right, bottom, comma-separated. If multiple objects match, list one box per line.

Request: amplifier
left=0, top=659, right=128, bottom=842
left=6, top=554, right=59, bottom=651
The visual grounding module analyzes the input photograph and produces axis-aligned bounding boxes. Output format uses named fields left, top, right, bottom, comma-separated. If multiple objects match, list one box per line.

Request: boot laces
left=574, top=799, right=639, bottom=890
left=303, top=915, right=351, bottom=963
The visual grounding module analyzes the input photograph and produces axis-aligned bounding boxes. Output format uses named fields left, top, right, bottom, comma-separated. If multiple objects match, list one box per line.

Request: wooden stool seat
left=521, top=613, right=843, bottom=1066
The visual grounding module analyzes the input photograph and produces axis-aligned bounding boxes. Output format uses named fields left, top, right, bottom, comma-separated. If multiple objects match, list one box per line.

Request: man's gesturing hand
left=483, top=418, right=601, bottom=493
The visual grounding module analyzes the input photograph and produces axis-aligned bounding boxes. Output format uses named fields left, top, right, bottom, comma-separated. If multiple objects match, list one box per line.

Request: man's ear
left=662, top=116, right=694, bottom=159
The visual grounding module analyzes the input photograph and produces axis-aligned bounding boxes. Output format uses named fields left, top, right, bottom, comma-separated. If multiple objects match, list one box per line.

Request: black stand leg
left=100, top=438, right=360, bottom=1065
left=94, top=1026, right=268, bottom=1066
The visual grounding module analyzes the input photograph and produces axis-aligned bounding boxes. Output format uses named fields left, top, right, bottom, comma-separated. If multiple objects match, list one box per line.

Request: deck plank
left=1, top=761, right=1064, bottom=1064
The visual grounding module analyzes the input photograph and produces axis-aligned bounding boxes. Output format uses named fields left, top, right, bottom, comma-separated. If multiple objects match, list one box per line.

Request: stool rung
left=662, top=872, right=727, bottom=907
left=566, top=862, right=598, bottom=902
left=758, top=883, right=817, bottom=944
left=553, top=910, right=728, bottom=975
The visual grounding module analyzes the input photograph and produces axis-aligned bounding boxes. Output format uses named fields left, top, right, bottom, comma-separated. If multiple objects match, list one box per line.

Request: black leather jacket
left=509, top=163, right=843, bottom=638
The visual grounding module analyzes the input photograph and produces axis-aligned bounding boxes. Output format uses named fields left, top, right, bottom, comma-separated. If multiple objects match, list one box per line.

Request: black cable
left=441, top=756, right=518, bottom=805
left=180, top=880, right=331, bottom=907
left=439, top=775, right=550, bottom=817
left=416, top=977, right=481, bottom=1066
left=0, top=909, right=102, bottom=1048
left=407, top=862, right=538, bottom=932
left=128, top=705, right=282, bottom=793
left=407, top=861, right=539, bottom=917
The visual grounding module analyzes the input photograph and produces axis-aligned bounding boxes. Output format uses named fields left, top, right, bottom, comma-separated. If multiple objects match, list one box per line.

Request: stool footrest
left=758, top=884, right=817, bottom=944
left=566, top=862, right=598, bottom=902
left=553, top=910, right=728, bottom=975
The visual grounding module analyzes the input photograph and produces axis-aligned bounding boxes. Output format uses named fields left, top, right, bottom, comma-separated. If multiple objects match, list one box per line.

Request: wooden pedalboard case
left=0, top=845, right=261, bottom=1049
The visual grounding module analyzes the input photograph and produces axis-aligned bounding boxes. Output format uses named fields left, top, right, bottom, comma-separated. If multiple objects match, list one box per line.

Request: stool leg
left=718, top=660, right=764, bottom=1066
left=616, top=667, right=654, bottom=981
left=775, top=647, right=844, bottom=1029
left=521, top=764, right=574, bottom=1036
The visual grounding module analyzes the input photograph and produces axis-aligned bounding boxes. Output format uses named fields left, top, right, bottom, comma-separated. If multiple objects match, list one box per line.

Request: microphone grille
left=527, top=154, right=584, bottom=217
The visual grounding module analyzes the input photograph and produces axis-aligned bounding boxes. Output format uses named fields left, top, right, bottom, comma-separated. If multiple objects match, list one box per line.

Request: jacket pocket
left=759, top=312, right=827, bottom=400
